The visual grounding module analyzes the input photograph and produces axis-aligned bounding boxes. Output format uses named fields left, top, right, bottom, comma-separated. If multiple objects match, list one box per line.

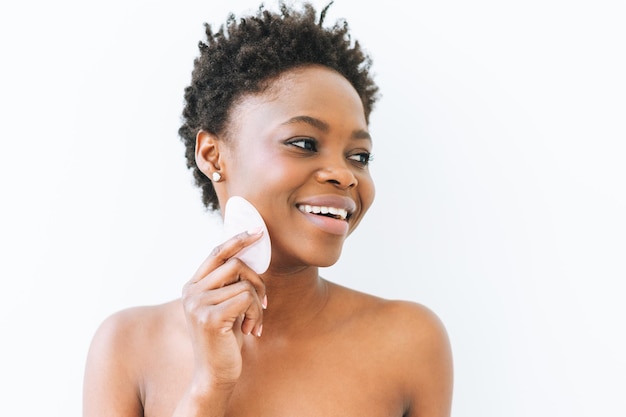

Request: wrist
left=189, top=372, right=237, bottom=399
left=173, top=379, right=236, bottom=417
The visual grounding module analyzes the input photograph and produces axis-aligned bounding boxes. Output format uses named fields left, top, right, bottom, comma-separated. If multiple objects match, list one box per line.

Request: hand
left=181, top=229, right=267, bottom=390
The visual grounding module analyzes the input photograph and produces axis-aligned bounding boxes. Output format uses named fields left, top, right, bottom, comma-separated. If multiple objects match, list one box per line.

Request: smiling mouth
left=297, top=204, right=350, bottom=221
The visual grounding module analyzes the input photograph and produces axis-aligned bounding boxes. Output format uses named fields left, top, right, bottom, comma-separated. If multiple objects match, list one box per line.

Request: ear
left=195, top=130, right=223, bottom=178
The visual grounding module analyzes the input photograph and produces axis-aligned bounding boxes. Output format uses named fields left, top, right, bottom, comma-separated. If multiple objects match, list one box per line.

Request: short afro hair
left=179, top=2, right=379, bottom=210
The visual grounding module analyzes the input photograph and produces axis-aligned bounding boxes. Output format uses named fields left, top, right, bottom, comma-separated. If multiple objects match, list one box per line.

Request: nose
left=314, top=161, right=358, bottom=189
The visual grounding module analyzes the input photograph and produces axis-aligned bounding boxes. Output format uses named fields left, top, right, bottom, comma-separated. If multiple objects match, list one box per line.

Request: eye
left=347, top=152, right=373, bottom=167
left=288, top=138, right=317, bottom=152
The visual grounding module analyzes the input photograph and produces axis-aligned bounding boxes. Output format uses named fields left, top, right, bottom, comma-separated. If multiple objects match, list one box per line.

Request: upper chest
left=142, top=332, right=407, bottom=417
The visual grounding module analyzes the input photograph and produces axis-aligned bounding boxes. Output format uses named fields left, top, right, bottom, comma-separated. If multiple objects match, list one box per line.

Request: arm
left=83, top=230, right=267, bottom=417
left=83, top=310, right=144, bottom=417
left=395, top=303, right=454, bottom=417
left=173, top=230, right=267, bottom=416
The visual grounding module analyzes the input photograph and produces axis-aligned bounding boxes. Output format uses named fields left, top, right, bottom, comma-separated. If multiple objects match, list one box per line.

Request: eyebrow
left=282, top=115, right=372, bottom=141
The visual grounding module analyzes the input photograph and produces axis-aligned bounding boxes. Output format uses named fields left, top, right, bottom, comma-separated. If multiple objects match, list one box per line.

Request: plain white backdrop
left=1, top=0, right=624, bottom=415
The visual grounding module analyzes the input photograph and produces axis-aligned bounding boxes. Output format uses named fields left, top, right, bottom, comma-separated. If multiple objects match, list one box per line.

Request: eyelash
left=289, top=138, right=318, bottom=152
left=348, top=152, right=374, bottom=166
left=287, top=138, right=373, bottom=167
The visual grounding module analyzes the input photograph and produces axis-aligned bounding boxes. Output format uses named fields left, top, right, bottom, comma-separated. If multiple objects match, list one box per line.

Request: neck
left=260, top=265, right=329, bottom=335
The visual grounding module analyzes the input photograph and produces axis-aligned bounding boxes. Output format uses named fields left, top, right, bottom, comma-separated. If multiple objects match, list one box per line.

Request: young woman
left=83, top=3, right=453, bottom=416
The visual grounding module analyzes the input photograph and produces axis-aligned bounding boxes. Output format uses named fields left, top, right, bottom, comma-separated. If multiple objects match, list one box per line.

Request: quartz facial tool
left=222, top=196, right=271, bottom=274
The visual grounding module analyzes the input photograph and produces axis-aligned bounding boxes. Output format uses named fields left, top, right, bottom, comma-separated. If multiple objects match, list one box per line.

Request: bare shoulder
left=87, top=300, right=182, bottom=360
left=378, top=299, right=450, bottom=348
left=328, top=282, right=449, bottom=344
left=83, top=300, right=183, bottom=417
left=327, top=283, right=453, bottom=417
left=379, top=299, right=453, bottom=417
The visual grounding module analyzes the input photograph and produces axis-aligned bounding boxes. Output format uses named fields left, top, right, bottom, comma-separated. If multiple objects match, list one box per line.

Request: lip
left=295, top=195, right=357, bottom=236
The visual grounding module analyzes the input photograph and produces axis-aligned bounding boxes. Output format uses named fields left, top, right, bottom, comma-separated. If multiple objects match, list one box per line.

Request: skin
left=83, top=65, right=453, bottom=417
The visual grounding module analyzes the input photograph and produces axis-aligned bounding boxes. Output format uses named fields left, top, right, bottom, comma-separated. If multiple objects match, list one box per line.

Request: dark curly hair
left=179, top=2, right=379, bottom=210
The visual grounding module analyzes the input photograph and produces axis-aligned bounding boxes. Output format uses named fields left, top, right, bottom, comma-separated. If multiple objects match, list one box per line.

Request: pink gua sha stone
left=222, top=196, right=272, bottom=274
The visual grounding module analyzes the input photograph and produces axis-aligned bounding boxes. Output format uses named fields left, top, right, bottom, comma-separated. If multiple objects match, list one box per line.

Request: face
left=203, top=65, right=375, bottom=270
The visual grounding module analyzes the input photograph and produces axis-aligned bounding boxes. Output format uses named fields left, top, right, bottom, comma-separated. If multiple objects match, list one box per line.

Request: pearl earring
left=211, top=171, right=222, bottom=182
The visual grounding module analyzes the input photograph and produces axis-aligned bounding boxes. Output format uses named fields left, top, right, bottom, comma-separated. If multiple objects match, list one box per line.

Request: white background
left=1, top=0, right=624, bottom=416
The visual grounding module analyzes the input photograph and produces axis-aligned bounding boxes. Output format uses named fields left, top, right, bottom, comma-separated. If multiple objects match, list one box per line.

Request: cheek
left=252, top=159, right=305, bottom=196
left=347, top=174, right=375, bottom=236
left=359, top=174, right=376, bottom=213
left=229, top=157, right=307, bottom=211
left=226, top=146, right=281, bottom=191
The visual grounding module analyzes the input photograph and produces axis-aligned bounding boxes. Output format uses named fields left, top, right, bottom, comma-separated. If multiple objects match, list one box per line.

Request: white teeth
left=298, top=204, right=349, bottom=220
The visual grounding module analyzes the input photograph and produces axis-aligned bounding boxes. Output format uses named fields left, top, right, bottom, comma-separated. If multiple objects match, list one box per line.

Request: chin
left=310, top=248, right=343, bottom=268
left=271, top=245, right=343, bottom=270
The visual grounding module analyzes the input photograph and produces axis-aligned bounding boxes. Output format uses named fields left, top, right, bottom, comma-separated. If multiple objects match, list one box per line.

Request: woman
left=83, top=3, right=453, bottom=416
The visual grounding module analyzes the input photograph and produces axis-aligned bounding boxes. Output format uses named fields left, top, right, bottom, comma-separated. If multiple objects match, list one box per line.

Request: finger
left=188, top=287, right=264, bottom=336
left=187, top=279, right=263, bottom=310
left=238, top=294, right=264, bottom=337
left=242, top=308, right=264, bottom=337
left=188, top=257, right=266, bottom=298
left=190, top=229, right=264, bottom=284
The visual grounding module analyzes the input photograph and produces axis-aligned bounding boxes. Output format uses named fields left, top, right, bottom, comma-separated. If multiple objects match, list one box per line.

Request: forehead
left=225, top=65, right=367, bottom=137
left=265, top=65, right=360, bottom=100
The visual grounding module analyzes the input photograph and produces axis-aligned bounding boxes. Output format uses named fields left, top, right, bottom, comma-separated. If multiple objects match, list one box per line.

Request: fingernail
left=246, top=227, right=263, bottom=236
left=257, top=324, right=263, bottom=337
left=262, top=294, right=268, bottom=309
